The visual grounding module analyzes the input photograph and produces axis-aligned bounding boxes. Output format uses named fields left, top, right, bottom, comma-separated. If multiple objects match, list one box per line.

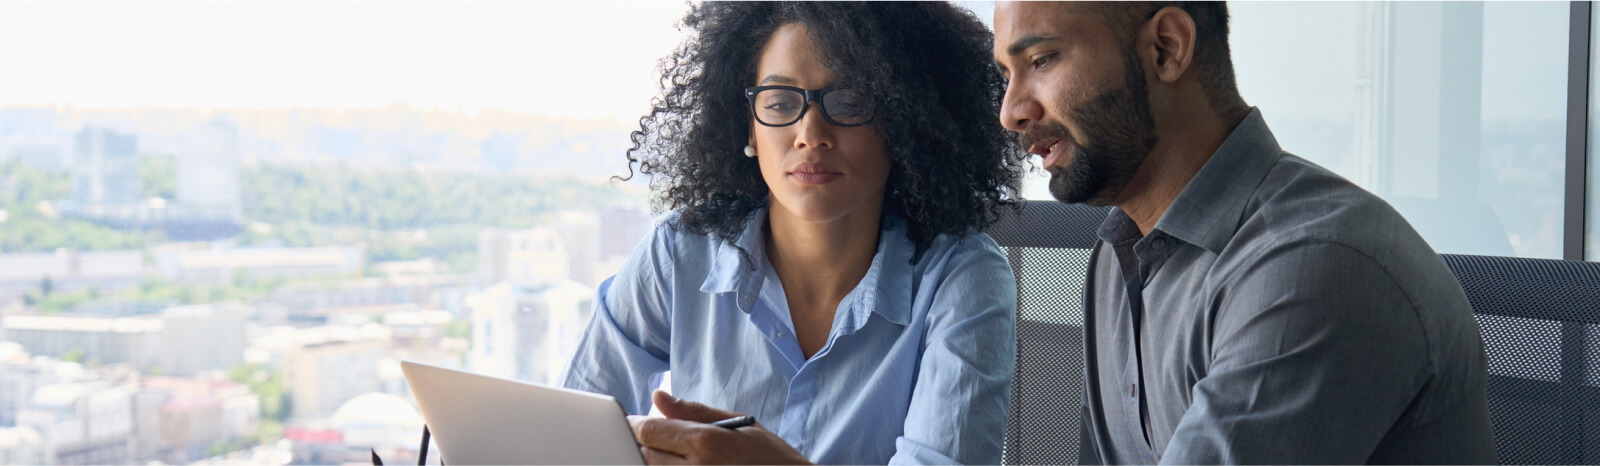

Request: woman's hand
left=627, top=391, right=812, bottom=465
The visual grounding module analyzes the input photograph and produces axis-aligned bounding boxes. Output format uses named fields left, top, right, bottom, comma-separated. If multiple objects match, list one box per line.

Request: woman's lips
left=788, top=162, right=842, bottom=185
left=789, top=171, right=843, bottom=185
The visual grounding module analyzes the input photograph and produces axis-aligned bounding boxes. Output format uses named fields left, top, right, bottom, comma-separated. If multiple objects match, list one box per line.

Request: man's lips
left=1028, top=138, right=1067, bottom=168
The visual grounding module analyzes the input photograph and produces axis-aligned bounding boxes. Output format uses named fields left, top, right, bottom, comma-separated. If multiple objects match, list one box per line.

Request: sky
left=0, top=2, right=692, bottom=122
left=0, top=1, right=1565, bottom=121
left=0, top=1, right=1578, bottom=252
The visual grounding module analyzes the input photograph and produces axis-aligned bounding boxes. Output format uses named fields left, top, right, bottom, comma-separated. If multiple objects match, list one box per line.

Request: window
left=1231, top=1, right=1571, bottom=259
left=0, top=3, right=687, bottom=463
left=990, top=2, right=1579, bottom=259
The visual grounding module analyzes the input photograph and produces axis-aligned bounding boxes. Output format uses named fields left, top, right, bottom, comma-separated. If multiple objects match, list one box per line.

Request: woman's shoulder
left=898, top=228, right=1013, bottom=298
left=646, top=208, right=725, bottom=253
left=916, top=229, right=1007, bottom=270
left=896, top=229, right=1016, bottom=328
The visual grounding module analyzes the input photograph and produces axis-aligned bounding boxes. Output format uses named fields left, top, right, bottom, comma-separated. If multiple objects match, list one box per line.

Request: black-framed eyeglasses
left=744, top=85, right=875, bottom=127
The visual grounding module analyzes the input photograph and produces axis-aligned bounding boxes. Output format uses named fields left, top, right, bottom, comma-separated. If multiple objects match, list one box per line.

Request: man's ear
left=1144, top=6, right=1197, bottom=84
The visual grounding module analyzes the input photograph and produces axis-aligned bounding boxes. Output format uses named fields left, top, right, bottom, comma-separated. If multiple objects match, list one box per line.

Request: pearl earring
left=744, top=145, right=757, bottom=158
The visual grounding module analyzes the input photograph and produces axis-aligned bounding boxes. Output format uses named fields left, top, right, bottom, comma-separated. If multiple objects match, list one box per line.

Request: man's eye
left=1031, top=53, right=1056, bottom=69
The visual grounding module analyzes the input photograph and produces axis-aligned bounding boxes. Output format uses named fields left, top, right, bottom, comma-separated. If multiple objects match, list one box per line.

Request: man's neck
left=1111, top=107, right=1246, bottom=235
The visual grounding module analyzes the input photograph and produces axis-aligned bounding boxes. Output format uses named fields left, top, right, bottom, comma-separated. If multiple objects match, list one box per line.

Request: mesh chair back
left=986, top=200, right=1109, bottom=465
left=1441, top=254, right=1600, bottom=465
left=988, top=203, right=1600, bottom=465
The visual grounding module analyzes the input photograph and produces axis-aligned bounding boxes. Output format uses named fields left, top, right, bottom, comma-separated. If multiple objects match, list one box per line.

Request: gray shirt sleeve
left=1160, top=239, right=1431, bottom=464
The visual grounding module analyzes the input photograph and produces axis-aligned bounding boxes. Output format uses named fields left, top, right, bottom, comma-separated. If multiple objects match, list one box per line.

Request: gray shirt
left=1080, top=108, right=1496, bottom=464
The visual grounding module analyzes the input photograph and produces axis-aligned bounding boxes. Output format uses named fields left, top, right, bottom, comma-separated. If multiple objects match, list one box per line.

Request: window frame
left=1565, top=1, right=1590, bottom=262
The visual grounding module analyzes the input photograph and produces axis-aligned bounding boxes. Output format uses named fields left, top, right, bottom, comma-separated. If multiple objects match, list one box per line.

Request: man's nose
left=1000, top=83, right=1042, bottom=133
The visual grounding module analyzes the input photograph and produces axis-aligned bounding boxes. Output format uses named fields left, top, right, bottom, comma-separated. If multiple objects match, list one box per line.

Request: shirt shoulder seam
left=1213, top=235, right=1437, bottom=376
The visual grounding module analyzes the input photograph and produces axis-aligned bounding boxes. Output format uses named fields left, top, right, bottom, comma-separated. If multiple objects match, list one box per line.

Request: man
left=992, top=2, right=1496, bottom=464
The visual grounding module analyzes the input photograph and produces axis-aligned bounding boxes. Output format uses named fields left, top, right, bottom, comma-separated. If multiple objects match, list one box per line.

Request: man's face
left=993, top=2, right=1158, bottom=206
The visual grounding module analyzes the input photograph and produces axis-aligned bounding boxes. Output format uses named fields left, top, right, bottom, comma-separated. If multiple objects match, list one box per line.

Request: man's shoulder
left=1226, top=151, right=1435, bottom=272
left=1215, top=150, right=1472, bottom=323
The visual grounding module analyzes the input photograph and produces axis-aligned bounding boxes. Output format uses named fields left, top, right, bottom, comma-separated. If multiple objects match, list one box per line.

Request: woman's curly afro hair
left=623, top=1, right=1024, bottom=257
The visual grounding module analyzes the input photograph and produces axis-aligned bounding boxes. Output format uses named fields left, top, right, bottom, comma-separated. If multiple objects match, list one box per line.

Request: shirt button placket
left=780, top=373, right=815, bottom=452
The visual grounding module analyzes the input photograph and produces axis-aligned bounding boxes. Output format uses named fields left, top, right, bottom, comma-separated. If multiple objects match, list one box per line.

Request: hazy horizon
left=0, top=2, right=693, bottom=121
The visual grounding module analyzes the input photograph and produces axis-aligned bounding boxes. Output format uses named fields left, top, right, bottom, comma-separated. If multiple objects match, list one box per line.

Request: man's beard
left=1026, top=48, right=1158, bottom=206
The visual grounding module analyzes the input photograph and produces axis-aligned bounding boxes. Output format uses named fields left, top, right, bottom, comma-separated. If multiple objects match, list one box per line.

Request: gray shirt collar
left=1098, top=107, right=1282, bottom=254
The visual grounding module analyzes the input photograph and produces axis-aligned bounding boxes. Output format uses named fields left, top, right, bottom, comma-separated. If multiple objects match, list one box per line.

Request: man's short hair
left=1095, top=2, right=1248, bottom=120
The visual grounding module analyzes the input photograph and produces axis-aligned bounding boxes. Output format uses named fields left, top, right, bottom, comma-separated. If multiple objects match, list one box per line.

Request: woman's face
left=751, top=23, right=890, bottom=226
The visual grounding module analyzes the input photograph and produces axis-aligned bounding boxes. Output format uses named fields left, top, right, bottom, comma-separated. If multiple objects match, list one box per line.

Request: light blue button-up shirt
left=561, top=208, right=1017, bottom=465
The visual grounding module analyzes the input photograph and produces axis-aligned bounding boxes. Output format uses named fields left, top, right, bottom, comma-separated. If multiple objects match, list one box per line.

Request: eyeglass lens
left=752, top=88, right=872, bottom=126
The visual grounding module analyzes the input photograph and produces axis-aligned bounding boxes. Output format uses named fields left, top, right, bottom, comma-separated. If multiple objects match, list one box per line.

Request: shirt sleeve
left=889, top=235, right=1018, bottom=465
left=559, top=222, right=676, bottom=416
left=1160, top=239, right=1430, bottom=464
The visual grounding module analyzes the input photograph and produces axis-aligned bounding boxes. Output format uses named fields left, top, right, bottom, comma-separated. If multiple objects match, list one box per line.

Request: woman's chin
left=771, top=197, right=873, bottom=226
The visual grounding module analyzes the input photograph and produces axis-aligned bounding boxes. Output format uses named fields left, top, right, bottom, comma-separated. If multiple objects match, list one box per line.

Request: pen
left=710, top=415, right=756, bottom=429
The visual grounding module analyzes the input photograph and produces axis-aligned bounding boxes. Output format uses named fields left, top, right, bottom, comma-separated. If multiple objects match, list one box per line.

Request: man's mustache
left=1017, top=120, right=1074, bottom=154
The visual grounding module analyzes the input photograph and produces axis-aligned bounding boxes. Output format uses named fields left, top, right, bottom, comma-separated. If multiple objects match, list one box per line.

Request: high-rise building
left=153, top=245, right=363, bottom=284
left=1, top=314, right=165, bottom=370
left=156, top=305, right=248, bottom=376
left=0, top=107, right=68, bottom=170
left=466, top=279, right=593, bottom=385
left=0, top=426, right=48, bottom=465
left=554, top=211, right=601, bottom=287
left=283, top=333, right=384, bottom=420
left=478, top=228, right=570, bottom=285
left=131, top=376, right=260, bottom=464
left=0, top=304, right=248, bottom=376
left=70, top=127, right=140, bottom=207
left=176, top=119, right=242, bottom=221
left=0, top=250, right=145, bottom=304
left=0, top=343, right=81, bottom=427
left=17, top=383, right=135, bottom=465
left=600, top=207, right=655, bottom=260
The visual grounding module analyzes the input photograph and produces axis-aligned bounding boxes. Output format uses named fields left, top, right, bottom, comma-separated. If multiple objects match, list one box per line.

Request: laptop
left=401, top=360, right=645, bottom=465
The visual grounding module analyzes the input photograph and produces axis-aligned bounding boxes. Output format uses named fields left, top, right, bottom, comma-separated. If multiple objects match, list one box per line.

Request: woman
left=561, top=3, right=1023, bottom=464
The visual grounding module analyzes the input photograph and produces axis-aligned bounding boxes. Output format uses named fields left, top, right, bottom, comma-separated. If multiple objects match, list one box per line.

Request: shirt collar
left=849, top=214, right=913, bottom=327
left=699, top=206, right=913, bottom=327
left=699, top=208, right=768, bottom=298
left=1154, top=107, right=1281, bottom=254
left=1100, top=108, right=1280, bottom=253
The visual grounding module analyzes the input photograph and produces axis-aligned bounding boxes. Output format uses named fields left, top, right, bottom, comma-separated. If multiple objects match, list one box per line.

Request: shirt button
left=1151, top=238, right=1166, bottom=251
left=774, top=329, right=783, bottom=339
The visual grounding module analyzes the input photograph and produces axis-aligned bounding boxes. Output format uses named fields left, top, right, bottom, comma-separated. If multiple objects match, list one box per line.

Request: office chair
left=1442, top=254, right=1600, bottom=464
left=988, top=200, right=1600, bottom=465
left=986, top=200, right=1108, bottom=465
